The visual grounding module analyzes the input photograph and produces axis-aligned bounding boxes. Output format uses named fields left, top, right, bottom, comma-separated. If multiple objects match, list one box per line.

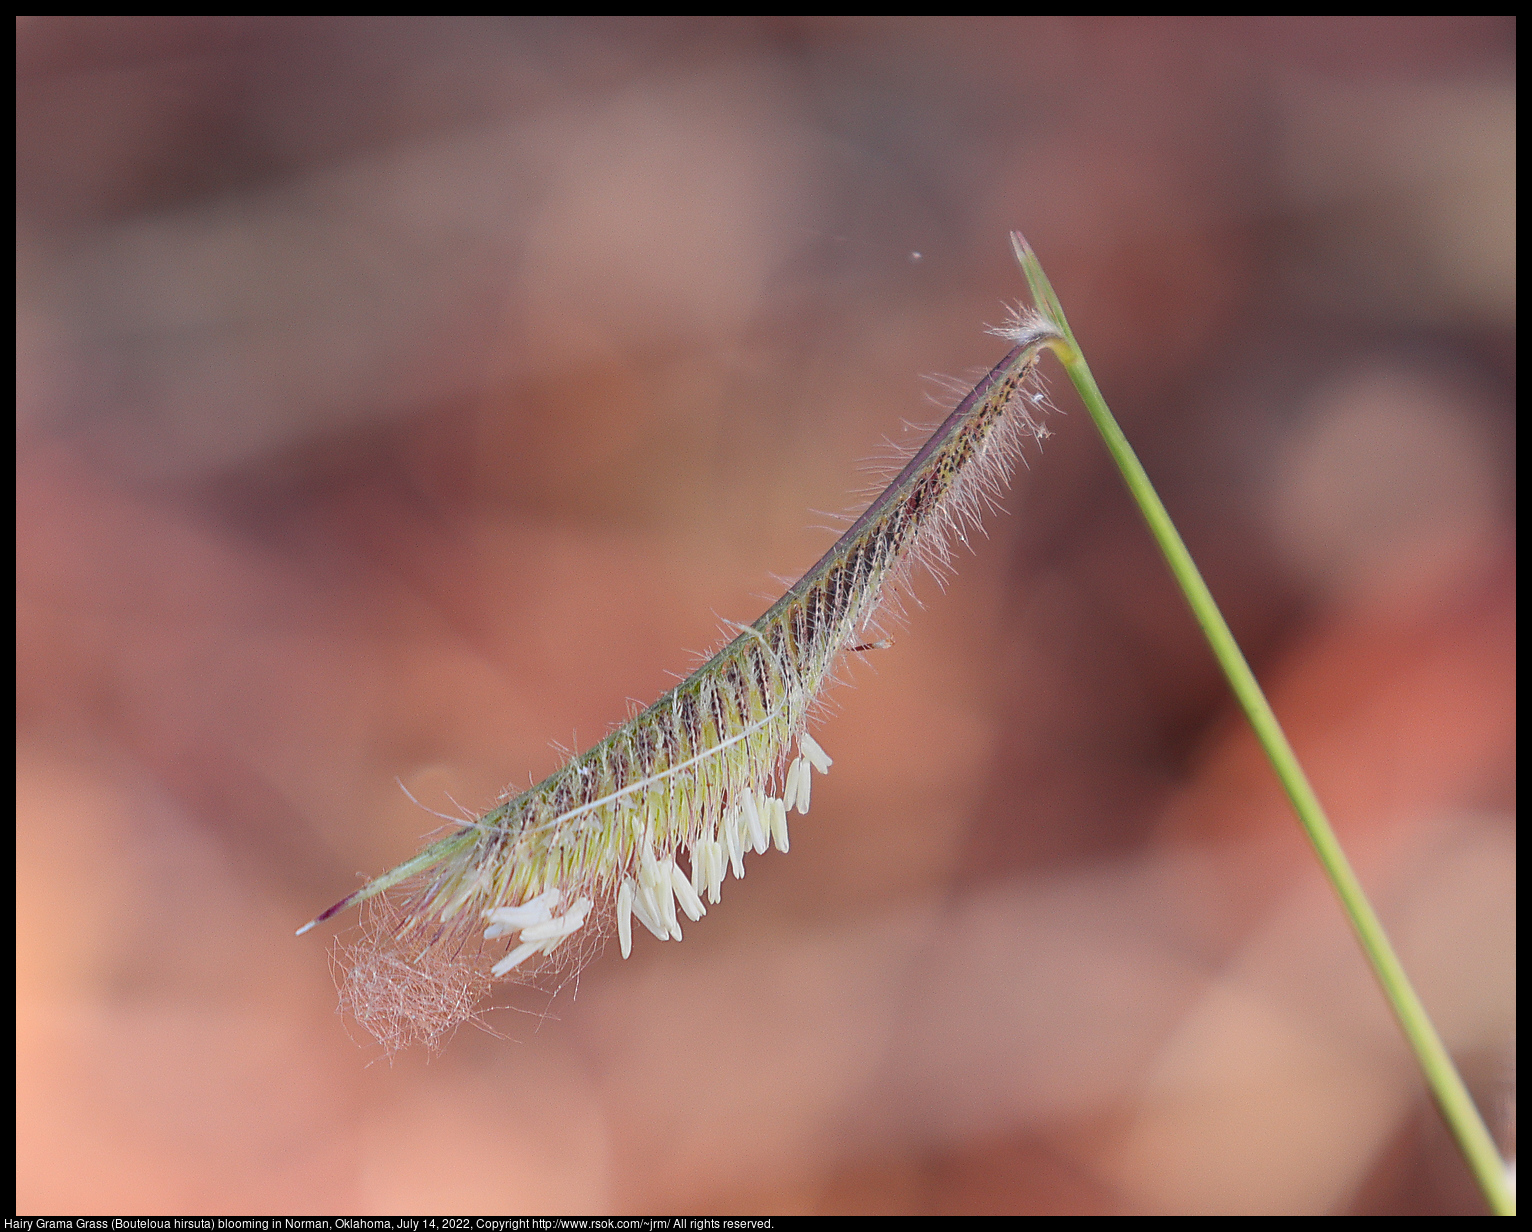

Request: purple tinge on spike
left=295, top=889, right=362, bottom=936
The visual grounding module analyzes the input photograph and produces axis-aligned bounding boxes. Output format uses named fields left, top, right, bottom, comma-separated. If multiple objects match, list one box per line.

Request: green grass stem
left=1010, top=232, right=1514, bottom=1216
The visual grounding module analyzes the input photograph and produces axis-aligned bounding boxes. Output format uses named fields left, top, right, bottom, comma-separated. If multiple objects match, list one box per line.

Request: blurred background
left=17, top=16, right=1514, bottom=1215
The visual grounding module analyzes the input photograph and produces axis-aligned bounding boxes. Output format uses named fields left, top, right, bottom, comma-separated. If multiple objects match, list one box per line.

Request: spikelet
left=301, top=302, right=1064, bottom=1052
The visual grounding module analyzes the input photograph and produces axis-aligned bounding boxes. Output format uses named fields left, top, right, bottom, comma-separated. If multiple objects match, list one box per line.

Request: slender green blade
left=1012, top=232, right=1514, bottom=1216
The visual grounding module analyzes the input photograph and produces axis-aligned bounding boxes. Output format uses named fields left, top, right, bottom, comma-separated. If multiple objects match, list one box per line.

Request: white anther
left=724, top=806, right=746, bottom=880
left=671, top=860, right=706, bottom=921
left=618, top=879, right=634, bottom=959
left=491, top=940, right=542, bottom=976
left=635, top=843, right=670, bottom=936
left=795, top=757, right=812, bottom=814
left=799, top=732, right=833, bottom=774
left=658, top=858, right=683, bottom=940
left=703, top=840, right=725, bottom=903
left=752, top=802, right=771, bottom=855
left=483, top=887, right=562, bottom=938
left=785, top=759, right=802, bottom=813
left=517, top=896, right=592, bottom=944
left=491, top=886, right=562, bottom=918
left=741, top=790, right=766, bottom=855
left=771, top=798, right=790, bottom=853
left=694, top=839, right=719, bottom=903
left=630, top=881, right=669, bottom=941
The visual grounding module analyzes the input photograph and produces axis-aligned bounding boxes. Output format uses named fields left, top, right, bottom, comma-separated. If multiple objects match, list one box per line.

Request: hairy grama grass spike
left=300, top=297, right=1065, bottom=1053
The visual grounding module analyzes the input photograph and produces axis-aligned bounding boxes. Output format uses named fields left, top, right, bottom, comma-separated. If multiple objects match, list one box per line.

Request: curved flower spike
left=303, top=282, right=1064, bottom=1053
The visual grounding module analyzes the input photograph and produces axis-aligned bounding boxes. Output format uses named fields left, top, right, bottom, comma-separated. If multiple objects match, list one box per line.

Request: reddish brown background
left=18, top=16, right=1514, bottom=1215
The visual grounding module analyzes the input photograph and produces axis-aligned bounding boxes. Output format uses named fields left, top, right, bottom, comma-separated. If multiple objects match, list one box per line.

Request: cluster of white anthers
left=481, top=732, right=833, bottom=975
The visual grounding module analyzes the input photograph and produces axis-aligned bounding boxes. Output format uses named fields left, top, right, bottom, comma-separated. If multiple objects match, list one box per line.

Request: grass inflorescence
left=301, top=301, right=1063, bottom=1054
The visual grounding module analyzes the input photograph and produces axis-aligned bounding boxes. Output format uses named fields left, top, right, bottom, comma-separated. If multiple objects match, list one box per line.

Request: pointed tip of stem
left=296, top=888, right=364, bottom=937
left=1007, top=230, right=1074, bottom=349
